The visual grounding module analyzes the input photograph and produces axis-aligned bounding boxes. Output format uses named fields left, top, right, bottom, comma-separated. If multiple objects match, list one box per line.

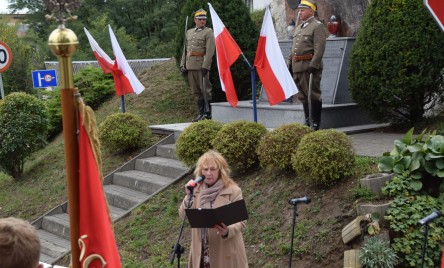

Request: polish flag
left=84, top=27, right=145, bottom=96
left=78, top=100, right=122, bottom=268
left=254, top=6, right=298, bottom=105
left=108, top=25, right=145, bottom=95
left=208, top=3, right=241, bottom=108
left=84, top=27, right=114, bottom=74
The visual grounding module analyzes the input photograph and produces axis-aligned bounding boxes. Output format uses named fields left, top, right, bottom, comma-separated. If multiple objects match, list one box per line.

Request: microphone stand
left=420, top=223, right=429, bottom=268
left=288, top=202, right=299, bottom=268
left=170, top=189, right=194, bottom=268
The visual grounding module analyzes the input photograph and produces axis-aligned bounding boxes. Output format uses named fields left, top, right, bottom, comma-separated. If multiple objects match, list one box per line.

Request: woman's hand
left=214, top=222, right=229, bottom=238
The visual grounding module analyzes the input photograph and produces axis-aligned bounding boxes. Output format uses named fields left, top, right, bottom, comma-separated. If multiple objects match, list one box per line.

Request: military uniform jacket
left=290, top=17, right=328, bottom=73
left=180, top=26, right=216, bottom=71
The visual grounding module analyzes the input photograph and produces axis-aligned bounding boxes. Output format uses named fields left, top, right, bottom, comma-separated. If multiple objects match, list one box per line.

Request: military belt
left=293, top=54, right=313, bottom=61
left=188, top=51, right=205, bottom=57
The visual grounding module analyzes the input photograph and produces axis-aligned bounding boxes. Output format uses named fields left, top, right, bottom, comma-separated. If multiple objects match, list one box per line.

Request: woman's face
left=202, top=163, right=220, bottom=186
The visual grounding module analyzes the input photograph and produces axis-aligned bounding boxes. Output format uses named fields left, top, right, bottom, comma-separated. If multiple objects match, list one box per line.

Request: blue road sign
left=32, top=69, right=58, bottom=88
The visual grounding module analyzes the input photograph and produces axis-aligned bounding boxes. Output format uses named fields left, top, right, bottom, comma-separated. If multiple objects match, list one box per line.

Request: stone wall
left=270, top=0, right=370, bottom=40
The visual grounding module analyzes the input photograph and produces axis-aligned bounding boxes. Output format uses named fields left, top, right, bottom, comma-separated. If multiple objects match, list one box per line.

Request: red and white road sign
left=424, top=0, right=444, bottom=32
left=0, top=41, right=12, bottom=73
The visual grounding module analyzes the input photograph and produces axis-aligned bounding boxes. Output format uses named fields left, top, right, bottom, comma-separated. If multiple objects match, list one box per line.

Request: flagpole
left=121, top=95, right=126, bottom=113
left=46, top=2, right=81, bottom=267
left=240, top=53, right=257, bottom=122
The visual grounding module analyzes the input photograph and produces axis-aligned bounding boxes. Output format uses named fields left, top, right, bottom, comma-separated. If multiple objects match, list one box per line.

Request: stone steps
left=36, top=134, right=191, bottom=264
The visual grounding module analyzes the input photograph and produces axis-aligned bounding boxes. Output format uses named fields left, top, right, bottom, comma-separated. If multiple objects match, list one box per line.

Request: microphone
left=186, top=175, right=205, bottom=190
left=418, top=211, right=442, bottom=226
left=288, top=196, right=311, bottom=205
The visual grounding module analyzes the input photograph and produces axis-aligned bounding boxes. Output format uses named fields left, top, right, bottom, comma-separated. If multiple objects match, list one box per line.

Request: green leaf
left=403, top=128, right=414, bottom=144
left=378, top=156, right=395, bottom=171
left=407, top=143, right=423, bottom=153
left=436, top=159, right=444, bottom=169
left=436, top=170, right=444, bottom=178
left=409, top=180, right=423, bottom=191
left=393, top=163, right=406, bottom=174
left=409, top=158, right=420, bottom=172
left=424, top=161, right=438, bottom=174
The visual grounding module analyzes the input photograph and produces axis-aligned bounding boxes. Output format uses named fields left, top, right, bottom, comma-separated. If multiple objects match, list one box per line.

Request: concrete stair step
left=37, top=134, right=192, bottom=265
left=42, top=213, right=70, bottom=240
left=39, top=252, right=55, bottom=264
left=156, top=143, right=178, bottom=159
left=113, top=170, right=175, bottom=195
left=135, top=156, right=188, bottom=178
left=38, top=229, right=70, bottom=262
left=109, top=204, right=128, bottom=220
left=104, top=184, right=149, bottom=210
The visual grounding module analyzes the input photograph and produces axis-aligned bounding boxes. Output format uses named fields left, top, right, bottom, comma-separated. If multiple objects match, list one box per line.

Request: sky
left=0, top=0, right=9, bottom=13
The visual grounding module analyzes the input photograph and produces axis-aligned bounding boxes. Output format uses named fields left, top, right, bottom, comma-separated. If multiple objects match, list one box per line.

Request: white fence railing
left=44, top=58, right=171, bottom=76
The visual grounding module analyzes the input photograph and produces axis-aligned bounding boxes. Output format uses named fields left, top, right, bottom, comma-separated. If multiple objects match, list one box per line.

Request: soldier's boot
left=302, top=103, right=310, bottom=127
left=202, top=103, right=212, bottom=120
left=311, top=100, right=322, bottom=131
left=192, top=100, right=205, bottom=122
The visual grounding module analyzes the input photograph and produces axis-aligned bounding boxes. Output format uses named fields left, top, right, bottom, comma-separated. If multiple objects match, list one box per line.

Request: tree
left=106, top=0, right=181, bottom=58
left=0, top=92, right=49, bottom=178
left=0, top=22, right=45, bottom=95
left=8, top=0, right=179, bottom=59
left=175, top=0, right=259, bottom=102
left=348, top=0, right=444, bottom=126
left=74, top=14, right=140, bottom=61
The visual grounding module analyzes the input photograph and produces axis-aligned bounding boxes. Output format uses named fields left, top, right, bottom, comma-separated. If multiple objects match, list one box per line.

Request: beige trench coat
left=179, top=183, right=248, bottom=268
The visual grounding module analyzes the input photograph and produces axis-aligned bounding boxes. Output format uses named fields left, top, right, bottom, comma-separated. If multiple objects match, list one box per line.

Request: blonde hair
left=194, top=150, right=237, bottom=187
left=0, top=217, right=41, bottom=268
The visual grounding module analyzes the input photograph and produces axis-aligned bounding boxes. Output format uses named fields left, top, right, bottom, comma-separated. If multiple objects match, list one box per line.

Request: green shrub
left=0, top=92, right=49, bottom=178
left=385, top=195, right=444, bottom=267
left=379, top=128, right=444, bottom=196
left=257, top=123, right=312, bottom=171
left=359, top=237, right=398, bottom=268
left=212, top=120, right=267, bottom=172
left=348, top=0, right=444, bottom=126
left=74, top=66, right=114, bottom=110
left=175, top=120, right=223, bottom=166
left=43, top=89, right=62, bottom=139
left=291, top=129, right=355, bottom=185
left=99, top=113, right=151, bottom=153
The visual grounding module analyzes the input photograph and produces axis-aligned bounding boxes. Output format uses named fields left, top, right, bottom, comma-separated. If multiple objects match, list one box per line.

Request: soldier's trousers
left=187, top=70, right=212, bottom=103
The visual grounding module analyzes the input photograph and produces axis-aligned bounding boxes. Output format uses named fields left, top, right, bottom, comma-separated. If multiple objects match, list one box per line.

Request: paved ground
left=348, top=132, right=403, bottom=157
left=149, top=123, right=405, bottom=158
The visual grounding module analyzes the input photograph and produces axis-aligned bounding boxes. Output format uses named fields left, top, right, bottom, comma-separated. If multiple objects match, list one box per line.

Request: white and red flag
left=84, top=27, right=144, bottom=96
left=254, top=6, right=298, bottom=105
left=84, top=27, right=114, bottom=74
left=108, top=25, right=144, bottom=95
left=77, top=99, right=122, bottom=268
left=208, top=3, right=241, bottom=108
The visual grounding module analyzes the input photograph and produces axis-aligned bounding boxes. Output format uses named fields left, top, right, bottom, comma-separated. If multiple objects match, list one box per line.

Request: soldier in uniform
left=180, top=8, right=216, bottom=122
left=289, top=0, right=328, bottom=130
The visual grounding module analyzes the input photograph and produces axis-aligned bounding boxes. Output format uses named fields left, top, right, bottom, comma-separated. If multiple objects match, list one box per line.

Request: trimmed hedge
left=99, top=113, right=151, bottom=153
left=291, top=129, right=355, bottom=185
left=257, top=123, right=312, bottom=171
left=175, top=120, right=223, bottom=166
left=212, top=120, right=267, bottom=172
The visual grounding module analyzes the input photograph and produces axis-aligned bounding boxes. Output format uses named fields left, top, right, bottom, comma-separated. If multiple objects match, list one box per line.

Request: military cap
left=298, top=0, right=317, bottom=11
left=194, top=8, right=207, bottom=19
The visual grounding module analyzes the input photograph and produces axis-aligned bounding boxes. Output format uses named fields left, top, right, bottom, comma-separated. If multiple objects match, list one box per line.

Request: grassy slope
left=0, top=59, right=380, bottom=267
left=0, top=59, right=194, bottom=220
